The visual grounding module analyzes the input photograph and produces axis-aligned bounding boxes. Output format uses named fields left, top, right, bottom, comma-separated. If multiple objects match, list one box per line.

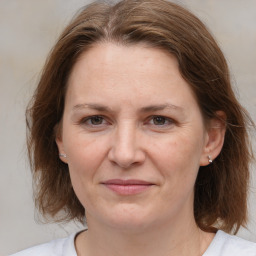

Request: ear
left=200, top=111, right=226, bottom=166
left=55, top=123, right=68, bottom=164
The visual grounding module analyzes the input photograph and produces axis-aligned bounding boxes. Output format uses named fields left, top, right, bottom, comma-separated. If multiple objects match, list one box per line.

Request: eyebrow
left=72, top=103, right=183, bottom=113
left=73, top=103, right=112, bottom=112
left=140, top=103, right=183, bottom=113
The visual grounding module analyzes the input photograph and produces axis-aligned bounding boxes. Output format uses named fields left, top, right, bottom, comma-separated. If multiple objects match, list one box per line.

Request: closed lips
left=101, top=179, right=155, bottom=195
left=102, top=179, right=154, bottom=185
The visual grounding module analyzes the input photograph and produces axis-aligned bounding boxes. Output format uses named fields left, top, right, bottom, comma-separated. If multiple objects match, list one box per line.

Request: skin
left=56, top=43, right=226, bottom=256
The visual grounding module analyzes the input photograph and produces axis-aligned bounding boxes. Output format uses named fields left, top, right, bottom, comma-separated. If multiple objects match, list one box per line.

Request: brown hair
left=27, top=0, right=254, bottom=233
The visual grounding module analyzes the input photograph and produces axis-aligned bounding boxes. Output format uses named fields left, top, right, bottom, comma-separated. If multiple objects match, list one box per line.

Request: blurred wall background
left=0, top=0, right=255, bottom=255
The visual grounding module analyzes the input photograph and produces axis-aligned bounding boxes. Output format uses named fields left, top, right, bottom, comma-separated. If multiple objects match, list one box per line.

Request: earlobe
left=55, top=124, right=68, bottom=164
left=200, top=111, right=226, bottom=166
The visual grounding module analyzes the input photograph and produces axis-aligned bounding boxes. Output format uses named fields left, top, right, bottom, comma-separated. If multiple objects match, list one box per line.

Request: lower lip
left=104, top=184, right=153, bottom=195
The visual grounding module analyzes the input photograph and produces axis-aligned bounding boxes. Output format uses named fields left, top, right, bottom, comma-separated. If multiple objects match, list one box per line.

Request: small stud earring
left=208, top=155, right=213, bottom=163
left=59, top=153, right=67, bottom=158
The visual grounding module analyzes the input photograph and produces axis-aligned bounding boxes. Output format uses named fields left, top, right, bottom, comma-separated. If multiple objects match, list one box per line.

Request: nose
left=108, top=122, right=146, bottom=169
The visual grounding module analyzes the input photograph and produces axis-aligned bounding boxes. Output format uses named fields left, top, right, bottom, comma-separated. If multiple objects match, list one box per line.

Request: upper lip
left=101, top=179, right=154, bottom=185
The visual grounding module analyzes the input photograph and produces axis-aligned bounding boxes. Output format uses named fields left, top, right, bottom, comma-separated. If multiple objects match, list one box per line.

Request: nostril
left=107, top=147, right=145, bottom=169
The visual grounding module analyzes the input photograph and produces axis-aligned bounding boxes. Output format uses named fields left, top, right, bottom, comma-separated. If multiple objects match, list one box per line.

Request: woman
left=12, top=0, right=256, bottom=255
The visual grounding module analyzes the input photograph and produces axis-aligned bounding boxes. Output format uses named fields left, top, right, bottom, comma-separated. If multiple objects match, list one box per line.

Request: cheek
left=63, top=131, right=109, bottom=186
left=64, top=128, right=107, bottom=164
left=150, top=130, right=204, bottom=196
left=152, top=132, right=203, bottom=170
left=64, top=134, right=109, bottom=209
left=141, top=134, right=203, bottom=219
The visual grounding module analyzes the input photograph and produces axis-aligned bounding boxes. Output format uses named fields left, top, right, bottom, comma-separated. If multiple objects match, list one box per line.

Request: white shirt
left=11, top=230, right=256, bottom=256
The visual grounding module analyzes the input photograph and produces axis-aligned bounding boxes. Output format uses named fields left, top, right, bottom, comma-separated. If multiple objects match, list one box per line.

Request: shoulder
left=204, top=230, right=256, bottom=256
left=10, top=232, right=78, bottom=256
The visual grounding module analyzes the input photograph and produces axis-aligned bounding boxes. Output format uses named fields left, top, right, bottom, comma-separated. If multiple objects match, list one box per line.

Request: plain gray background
left=1, top=0, right=256, bottom=255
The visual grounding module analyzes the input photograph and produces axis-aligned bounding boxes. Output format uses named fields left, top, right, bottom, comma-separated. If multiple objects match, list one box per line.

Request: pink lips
left=102, top=179, right=154, bottom=195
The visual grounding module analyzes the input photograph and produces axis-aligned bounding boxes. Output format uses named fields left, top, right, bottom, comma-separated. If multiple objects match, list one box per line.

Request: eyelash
left=80, top=115, right=108, bottom=126
left=79, top=115, right=174, bottom=129
left=148, top=115, right=174, bottom=126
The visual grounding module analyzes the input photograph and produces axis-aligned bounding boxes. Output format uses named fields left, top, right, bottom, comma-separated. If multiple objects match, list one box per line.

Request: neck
left=75, top=213, right=215, bottom=256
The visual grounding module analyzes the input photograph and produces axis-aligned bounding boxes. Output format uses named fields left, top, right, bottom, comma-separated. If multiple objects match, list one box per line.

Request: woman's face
left=57, top=43, right=212, bottom=231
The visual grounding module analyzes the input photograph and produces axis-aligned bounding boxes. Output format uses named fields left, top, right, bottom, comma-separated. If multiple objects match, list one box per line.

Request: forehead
left=66, top=42, right=199, bottom=114
left=68, top=42, right=180, bottom=83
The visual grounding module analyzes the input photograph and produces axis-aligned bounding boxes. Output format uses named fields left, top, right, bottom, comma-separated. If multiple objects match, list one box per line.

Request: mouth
left=101, top=179, right=154, bottom=195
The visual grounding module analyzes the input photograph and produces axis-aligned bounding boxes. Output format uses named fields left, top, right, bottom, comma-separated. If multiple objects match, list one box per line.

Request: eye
left=88, top=116, right=104, bottom=125
left=81, top=115, right=107, bottom=126
left=149, top=116, right=174, bottom=126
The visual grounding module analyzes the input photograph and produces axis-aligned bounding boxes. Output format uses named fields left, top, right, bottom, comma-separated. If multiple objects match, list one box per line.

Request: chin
left=94, top=204, right=160, bottom=232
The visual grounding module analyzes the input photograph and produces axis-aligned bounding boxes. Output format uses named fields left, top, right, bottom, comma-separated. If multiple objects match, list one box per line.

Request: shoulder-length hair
left=27, top=0, right=254, bottom=234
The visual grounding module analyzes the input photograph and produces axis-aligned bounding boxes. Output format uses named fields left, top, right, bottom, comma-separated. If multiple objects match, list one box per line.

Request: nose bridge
left=115, top=121, right=137, bottom=159
left=108, top=120, right=145, bottom=168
